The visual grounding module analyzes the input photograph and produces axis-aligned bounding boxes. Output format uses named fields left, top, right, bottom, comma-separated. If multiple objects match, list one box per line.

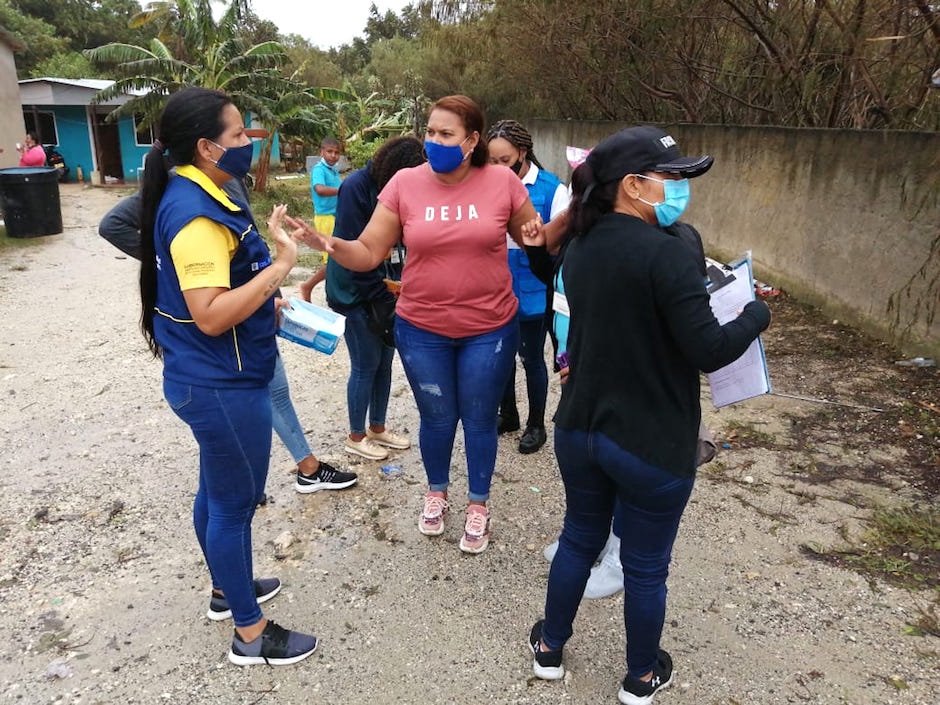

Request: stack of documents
left=705, top=253, right=771, bottom=408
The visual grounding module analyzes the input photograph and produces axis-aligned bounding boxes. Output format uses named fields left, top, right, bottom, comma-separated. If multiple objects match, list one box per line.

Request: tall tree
left=85, top=0, right=288, bottom=124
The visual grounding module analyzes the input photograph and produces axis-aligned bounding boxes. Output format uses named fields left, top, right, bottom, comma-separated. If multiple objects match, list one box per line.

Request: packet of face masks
left=277, top=297, right=346, bottom=354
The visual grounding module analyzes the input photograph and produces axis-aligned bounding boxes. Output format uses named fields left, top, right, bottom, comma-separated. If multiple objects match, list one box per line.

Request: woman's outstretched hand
left=285, top=216, right=335, bottom=256
left=268, top=204, right=299, bottom=269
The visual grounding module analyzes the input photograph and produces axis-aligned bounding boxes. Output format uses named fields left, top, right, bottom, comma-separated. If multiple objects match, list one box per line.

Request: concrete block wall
left=528, top=120, right=939, bottom=356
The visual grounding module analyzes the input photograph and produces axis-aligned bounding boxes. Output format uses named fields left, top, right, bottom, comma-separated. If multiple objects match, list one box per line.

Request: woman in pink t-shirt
left=18, top=132, right=47, bottom=167
left=293, top=95, right=537, bottom=554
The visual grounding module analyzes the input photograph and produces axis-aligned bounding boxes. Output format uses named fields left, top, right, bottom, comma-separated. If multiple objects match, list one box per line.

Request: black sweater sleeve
left=653, top=238, right=770, bottom=373
left=98, top=192, right=143, bottom=260
left=525, top=245, right=554, bottom=286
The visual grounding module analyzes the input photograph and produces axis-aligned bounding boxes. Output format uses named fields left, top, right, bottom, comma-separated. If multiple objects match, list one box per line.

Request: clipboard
left=705, top=252, right=771, bottom=408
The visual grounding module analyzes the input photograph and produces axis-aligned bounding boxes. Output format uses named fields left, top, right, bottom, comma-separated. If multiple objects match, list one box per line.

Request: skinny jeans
left=164, top=380, right=271, bottom=628
left=394, top=315, right=518, bottom=502
left=544, top=427, right=694, bottom=679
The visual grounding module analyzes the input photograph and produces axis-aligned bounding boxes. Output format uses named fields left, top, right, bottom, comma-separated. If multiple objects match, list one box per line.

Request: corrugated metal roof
left=18, top=77, right=149, bottom=106
left=19, top=77, right=117, bottom=91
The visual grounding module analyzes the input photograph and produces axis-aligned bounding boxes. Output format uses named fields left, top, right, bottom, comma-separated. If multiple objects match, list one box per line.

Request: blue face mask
left=210, top=140, right=254, bottom=180
left=424, top=137, right=470, bottom=174
left=635, top=175, right=690, bottom=227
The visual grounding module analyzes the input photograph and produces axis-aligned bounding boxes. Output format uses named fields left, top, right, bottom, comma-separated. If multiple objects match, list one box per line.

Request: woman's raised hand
left=268, top=204, right=298, bottom=268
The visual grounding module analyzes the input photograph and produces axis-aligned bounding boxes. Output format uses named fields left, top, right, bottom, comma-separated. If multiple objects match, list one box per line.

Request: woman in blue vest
left=139, top=87, right=317, bottom=666
left=486, top=120, right=569, bottom=453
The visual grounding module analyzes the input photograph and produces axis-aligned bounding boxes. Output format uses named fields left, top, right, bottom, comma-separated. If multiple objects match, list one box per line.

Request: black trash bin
left=0, top=167, right=63, bottom=238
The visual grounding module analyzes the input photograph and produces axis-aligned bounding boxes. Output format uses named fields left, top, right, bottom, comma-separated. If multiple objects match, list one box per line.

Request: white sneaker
left=584, top=538, right=623, bottom=599
left=345, top=436, right=389, bottom=461
left=546, top=528, right=613, bottom=564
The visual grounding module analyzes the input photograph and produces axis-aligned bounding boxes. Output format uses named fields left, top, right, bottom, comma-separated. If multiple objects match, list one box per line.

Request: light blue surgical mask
left=634, top=174, right=690, bottom=227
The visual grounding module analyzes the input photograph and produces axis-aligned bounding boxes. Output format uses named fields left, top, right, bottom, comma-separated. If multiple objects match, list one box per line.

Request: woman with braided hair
left=486, top=120, right=569, bottom=454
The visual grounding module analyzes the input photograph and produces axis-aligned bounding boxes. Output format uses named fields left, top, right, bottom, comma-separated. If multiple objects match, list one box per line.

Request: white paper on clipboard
left=705, top=252, right=771, bottom=408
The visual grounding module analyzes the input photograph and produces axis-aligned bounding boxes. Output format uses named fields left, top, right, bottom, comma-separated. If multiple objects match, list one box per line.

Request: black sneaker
left=295, top=462, right=358, bottom=493
left=206, top=578, right=282, bottom=621
left=618, top=649, right=674, bottom=705
left=528, top=619, right=565, bottom=680
left=519, top=424, right=547, bottom=454
left=228, top=620, right=318, bottom=666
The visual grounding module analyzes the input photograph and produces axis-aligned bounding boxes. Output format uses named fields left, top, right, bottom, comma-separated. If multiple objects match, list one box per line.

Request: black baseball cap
left=586, top=126, right=713, bottom=182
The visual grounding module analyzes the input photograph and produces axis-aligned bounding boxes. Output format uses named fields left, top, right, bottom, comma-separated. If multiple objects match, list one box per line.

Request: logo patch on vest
left=250, top=256, right=272, bottom=272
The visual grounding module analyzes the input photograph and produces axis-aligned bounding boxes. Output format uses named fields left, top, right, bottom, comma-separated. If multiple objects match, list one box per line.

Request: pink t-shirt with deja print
left=379, top=162, right=530, bottom=338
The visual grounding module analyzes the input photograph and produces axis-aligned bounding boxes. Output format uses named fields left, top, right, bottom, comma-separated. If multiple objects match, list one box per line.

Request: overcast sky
left=247, top=0, right=415, bottom=50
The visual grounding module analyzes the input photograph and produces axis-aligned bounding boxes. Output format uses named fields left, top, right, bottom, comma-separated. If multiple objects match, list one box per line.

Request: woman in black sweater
left=526, top=126, right=771, bottom=705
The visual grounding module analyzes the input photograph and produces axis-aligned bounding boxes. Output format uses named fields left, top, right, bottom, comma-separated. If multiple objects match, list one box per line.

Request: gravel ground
left=0, top=184, right=936, bottom=705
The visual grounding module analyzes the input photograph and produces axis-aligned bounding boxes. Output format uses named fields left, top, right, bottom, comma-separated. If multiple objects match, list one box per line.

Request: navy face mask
left=424, top=136, right=470, bottom=174
left=209, top=140, right=254, bottom=180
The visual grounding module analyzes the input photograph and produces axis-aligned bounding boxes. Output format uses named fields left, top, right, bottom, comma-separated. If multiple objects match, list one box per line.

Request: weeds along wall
left=528, top=120, right=939, bottom=357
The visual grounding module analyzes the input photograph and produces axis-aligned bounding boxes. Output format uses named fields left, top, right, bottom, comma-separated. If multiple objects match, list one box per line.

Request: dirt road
left=0, top=184, right=936, bottom=704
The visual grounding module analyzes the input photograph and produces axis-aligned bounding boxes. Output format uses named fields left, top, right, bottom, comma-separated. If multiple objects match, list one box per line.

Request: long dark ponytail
left=563, top=162, right=619, bottom=243
left=139, top=87, right=232, bottom=357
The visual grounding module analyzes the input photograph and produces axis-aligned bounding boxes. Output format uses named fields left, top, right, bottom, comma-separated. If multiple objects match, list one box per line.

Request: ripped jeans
left=394, top=315, right=518, bottom=502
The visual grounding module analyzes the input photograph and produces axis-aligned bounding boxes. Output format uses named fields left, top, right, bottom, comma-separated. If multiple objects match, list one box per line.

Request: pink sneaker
left=418, top=491, right=448, bottom=536
left=459, top=504, right=491, bottom=554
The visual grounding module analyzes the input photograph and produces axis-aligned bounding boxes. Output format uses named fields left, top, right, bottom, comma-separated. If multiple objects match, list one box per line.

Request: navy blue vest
left=509, top=167, right=563, bottom=319
left=153, top=173, right=276, bottom=388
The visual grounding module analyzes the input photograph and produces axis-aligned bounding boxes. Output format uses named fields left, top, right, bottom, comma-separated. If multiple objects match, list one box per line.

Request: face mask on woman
left=209, top=140, right=254, bottom=180
left=633, top=174, right=690, bottom=227
left=425, top=137, right=470, bottom=174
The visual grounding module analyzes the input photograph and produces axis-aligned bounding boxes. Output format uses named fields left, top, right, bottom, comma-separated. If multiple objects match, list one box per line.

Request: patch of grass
left=903, top=595, right=939, bottom=637
left=35, top=627, right=73, bottom=655
left=800, top=504, right=938, bottom=591
left=251, top=179, right=315, bottom=226
left=722, top=419, right=776, bottom=448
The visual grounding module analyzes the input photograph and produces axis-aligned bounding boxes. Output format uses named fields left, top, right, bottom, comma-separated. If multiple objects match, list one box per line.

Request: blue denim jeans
left=394, top=316, right=518, bottom=502
left=269, top=353, right=312, bottom=463
left=544, top=427, right=695, bottom=678
left=343, top=306, right=393, bottom=434
left=500, top=316, right=549, bottom=423
left=164, top=380, right=271, bottom=627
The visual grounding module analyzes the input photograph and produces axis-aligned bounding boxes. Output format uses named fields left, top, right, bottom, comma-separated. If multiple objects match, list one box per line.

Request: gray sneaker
left=228, top=620, right=318, bottom=666
left=206, top=578, right=282, bottom=621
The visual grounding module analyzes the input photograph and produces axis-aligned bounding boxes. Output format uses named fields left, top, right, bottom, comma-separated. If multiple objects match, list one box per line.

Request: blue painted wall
left=48, top=106, right=93, bottom=183
left=118, top=117, right=151, bottom=182
left=29, top=105, right=281, bottom=182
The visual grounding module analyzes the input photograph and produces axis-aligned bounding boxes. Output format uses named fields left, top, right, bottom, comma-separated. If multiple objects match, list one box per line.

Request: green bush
left=344, top=139, right=381, bottom=170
